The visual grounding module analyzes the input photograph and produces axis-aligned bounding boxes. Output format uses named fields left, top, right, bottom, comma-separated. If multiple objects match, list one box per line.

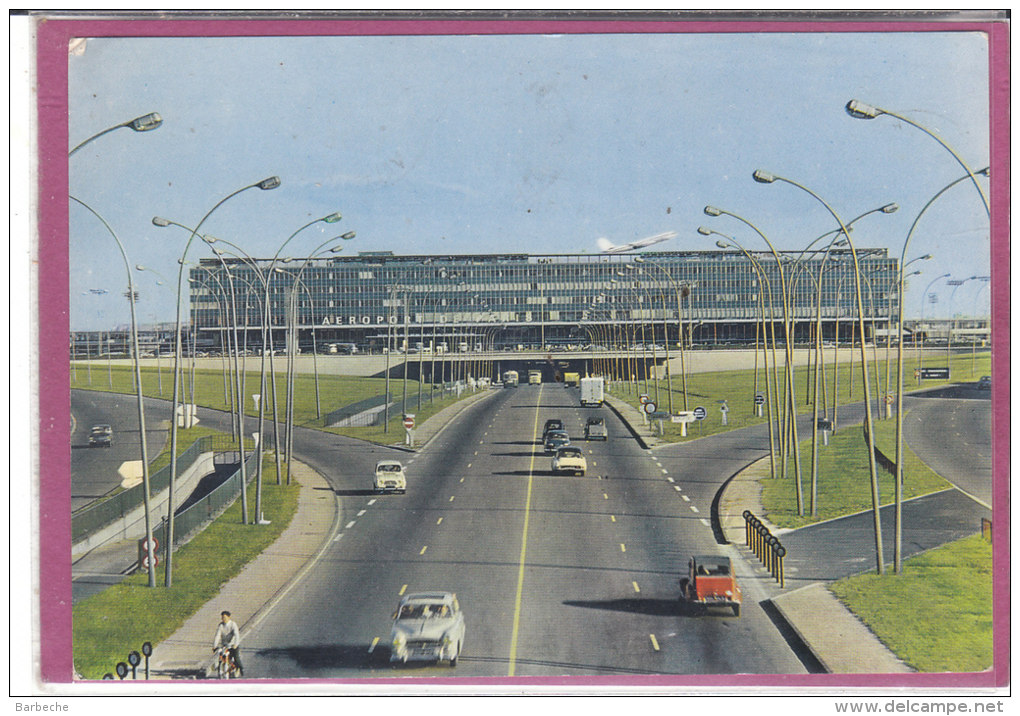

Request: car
left=584, top=417, right=607, bottom=441
left=544, top=429, right=570, bottom=454
left=389, top=592, right=466, bottom=666
left=374, top=460, right=407, bottom=493
left=679, top=555, right=743, bottom=616
left=978, top=375, right=991, bottom=390
left=88, top=424, right=113, bottom=448
left=542, top=419, right=564, bottom=442
left=552, top=446, right=587, bottom=476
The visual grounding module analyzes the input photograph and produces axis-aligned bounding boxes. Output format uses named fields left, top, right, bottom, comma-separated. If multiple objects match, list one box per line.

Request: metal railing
left=72, top=435, right=218, bottom=543
left=320, top=393, right=391, bottom=427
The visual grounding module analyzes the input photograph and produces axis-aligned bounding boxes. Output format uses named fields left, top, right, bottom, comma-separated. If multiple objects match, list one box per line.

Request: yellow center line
left=419, top=545, right=428, bottom=555
left=399, top=584, right=407, bottom=595
left=649, top=634, right=660, bottom=652
left=368, top=636, right=380, bottom=653
left=632, top=581, right=641, bottom=593
left=436, top=517, right=443, bottom=525
left=610, top=515, right=616, bottom=522
left=620, top=543, right=626, bottom=553
left=508, top=383, right=543, bottom=677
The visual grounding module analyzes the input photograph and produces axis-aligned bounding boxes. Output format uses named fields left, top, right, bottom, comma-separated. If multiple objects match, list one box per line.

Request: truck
left=502, top=370, right=519, bottom=387
left=563, top=372, right=580, bottom=387
left=528, top=370, right=542, bottom=385
left=580, top=376, right=604, bottom=407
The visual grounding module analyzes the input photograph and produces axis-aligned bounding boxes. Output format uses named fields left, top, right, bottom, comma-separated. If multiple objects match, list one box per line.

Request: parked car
left=978, top=375, right=991, bottom=390
left=542, top=419, right=564, bottom=442
left=374, top=460, right=407, bottom=494
left=88, top=424, right=113, bottom=448
left=552, top=446, right=587, bottom=476
left=584, top=417, right=607, bottom=441
left=389, top=592, right=465, bottom=666
left=679, top=555, right=742, bottom=616
left=544, top=429, right=570, bottom=454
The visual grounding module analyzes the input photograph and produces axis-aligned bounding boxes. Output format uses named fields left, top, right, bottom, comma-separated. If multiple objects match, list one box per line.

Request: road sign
left=639, top=394, right=650, bottom=405
left=754, top=393, right=765, bottom=406
left=693, top=406, right=707, bottom=420
left=648, top=411, right=669, bottom=420
left=919, top=367, right=950, bottom=380
left=643, top=401, right=658, bottom=414
left=672, top=411, right=696, bottom=423
left=884, top=394, right=894, bottom=404
left=817, top=418, right=833, bottom=431
left=403, top=415, right=415, bottom=429
left=141, top=537, right=159, bottom=554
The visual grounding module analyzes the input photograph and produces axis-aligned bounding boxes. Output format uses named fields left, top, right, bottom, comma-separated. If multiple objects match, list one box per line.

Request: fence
left=72, top=435, right=222, bottom=543
left=743, top=510, right=787, bottom=587
left=320, top=393, right=391, bottom=427
left=148, top=449, right=259, bottom=550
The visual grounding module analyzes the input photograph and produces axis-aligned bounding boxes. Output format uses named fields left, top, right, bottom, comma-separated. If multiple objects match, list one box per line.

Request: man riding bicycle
left=213, top=611, right=244, bottom=677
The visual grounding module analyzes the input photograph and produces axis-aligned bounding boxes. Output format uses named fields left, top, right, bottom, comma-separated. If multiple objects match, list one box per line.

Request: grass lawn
left=72, top=458, right=297, bottom=680
left=760, top=413, right=952, bottom=529
left=612, top=351, right=990, bottom=444
left=829, top=534, right=993, bottom=673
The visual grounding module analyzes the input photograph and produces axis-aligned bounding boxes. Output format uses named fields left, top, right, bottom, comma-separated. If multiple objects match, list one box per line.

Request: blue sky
left=67, top=29, right=993, bottom=330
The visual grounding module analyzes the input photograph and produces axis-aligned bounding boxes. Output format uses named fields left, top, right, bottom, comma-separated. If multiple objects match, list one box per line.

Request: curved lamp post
left=892, top=168, right=989, bottom=571
left=70, top=196, right=158, bottom=587
left=703, top=204, right=803, bottom=512
left=154, top=175, right=279, bottom=587
left=845, top=100, right=989, bottom=217
left=752, top=169, right=885, bottom=573
left=69, top=113, right=162, bottom=157
left=705, top=231, right=780, bottom=481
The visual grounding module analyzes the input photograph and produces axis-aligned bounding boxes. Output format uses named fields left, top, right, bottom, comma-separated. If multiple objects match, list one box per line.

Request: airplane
left=597, top=231, right=677, bottom=254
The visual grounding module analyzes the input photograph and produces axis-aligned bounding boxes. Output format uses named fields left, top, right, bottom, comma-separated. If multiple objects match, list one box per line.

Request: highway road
left=238, top=384, right=809, bottom=678
left=70, top=390, right=173, bottom=512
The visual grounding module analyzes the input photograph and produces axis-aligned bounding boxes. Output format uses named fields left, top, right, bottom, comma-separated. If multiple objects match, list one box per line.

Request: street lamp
left=69, top=112, right=163, bottom=156
left=70, top=196, right=157, bottom=587
left=702, top=205, right=804, bottom=510
left=752, top=169, right=885, bottom=573
left=153, top=175, right=279, bottom=587
left=845, top=100, right=990, bottom=217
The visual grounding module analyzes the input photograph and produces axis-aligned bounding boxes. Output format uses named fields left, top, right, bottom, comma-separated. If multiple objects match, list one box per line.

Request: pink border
left=38, top=16, right=1010, bottom=688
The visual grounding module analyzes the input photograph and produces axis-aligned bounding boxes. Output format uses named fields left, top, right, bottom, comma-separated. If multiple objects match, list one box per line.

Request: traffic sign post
left=719, top=400, right=729, bottom=426
left=754, top=393, right=765, bottom=417
left=919, top=367, right=950, bottom=380
left=403, top=414, right=415, bottom=446
left=672, top=410, right=696, bottom=437
left=693, top=406, right=707, bottom=420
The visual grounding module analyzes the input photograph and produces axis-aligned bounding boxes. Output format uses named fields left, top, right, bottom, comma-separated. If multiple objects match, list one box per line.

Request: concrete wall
left=71, top=453, right=216, bottom=557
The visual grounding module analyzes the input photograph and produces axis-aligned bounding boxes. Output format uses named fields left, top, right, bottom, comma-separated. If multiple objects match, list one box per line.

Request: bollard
left=767, top=535, right=780, bottom=579
left=776, top=545, right=786, bottom=588
left=142, top=641, right=152, bottom=680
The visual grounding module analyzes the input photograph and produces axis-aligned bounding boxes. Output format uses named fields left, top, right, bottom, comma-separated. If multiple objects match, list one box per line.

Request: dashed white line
left=667, top=477, right=675, bottom=483
left=367, top=499, right=377, bottom=506
left=357, top=510, right=366, bottom=517
left=690, top=505, right=700, bottom=513
left=700, top=518, right=711, bottom=527
left=345, top=521, right=357, bottom=529
left=681, top=495, right=690, bottom=502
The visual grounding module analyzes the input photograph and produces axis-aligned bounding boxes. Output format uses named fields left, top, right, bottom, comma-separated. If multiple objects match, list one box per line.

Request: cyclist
left=213, top=611, right=244, bottom=677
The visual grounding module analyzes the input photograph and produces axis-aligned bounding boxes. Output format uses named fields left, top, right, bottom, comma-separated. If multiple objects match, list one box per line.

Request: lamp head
left=130, top=113, right=163, bottom=132
left=715, top=240, right=728, bottom=249
left=752, top=169, right=776, bottom=184
left=257, top=176, right=281, bottom=191
left=152, top=216, right=171, bottom=227
left=845, top=99, right=882, bottom=119
left=322, top=212, right=342, bottom=223
left=341, top=231, right=356, bottom=240
left=881, top=203, right=899, bottom=214
left=703, top=205, right=722, bottom=217
left=697, top=226, right=713, bottom=236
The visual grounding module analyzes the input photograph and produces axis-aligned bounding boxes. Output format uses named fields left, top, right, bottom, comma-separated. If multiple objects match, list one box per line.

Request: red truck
left=679, top=555, right=743, bottom=616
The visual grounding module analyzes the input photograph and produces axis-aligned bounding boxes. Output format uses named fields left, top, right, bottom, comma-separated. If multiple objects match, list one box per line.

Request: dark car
left=542, top=419, right=564, bottom=442
left=88, top=424, right=113, bottom=448
left=584, top=417, right=607, bottom=441
left=978, top=375, right=991, bottom=390
left=544, top=429, right=570, bottom=454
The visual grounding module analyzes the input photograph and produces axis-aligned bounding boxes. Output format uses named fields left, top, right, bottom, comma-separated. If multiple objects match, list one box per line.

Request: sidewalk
left=603, top=392, right=664, bottom=449
left=147, top=461, right=338, bottom=679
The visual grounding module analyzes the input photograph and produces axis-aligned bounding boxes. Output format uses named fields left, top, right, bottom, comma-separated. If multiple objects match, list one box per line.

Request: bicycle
left=215, top=646, right=240, bottom=679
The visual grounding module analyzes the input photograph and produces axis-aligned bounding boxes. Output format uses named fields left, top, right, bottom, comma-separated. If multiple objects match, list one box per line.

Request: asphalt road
left=238, top=384, right=808, bottom=678
left=70, top=390, right=173, bottom=512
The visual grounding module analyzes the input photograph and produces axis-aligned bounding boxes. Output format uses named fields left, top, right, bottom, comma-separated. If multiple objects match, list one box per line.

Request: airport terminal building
left=184, top=249, right=901, bottom=353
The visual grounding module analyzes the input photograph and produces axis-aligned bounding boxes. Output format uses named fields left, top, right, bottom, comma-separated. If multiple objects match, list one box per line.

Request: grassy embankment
left=610, top=351, right=990, bottom=444
left=829, top=534, right=993, bottom=673
left=70, top=362, right=488, bottom=446
left=72, top=454, right=297, bottom=680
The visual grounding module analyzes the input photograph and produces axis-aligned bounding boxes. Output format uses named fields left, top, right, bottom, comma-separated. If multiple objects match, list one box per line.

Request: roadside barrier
left=743, top=510, right=786, bottom=588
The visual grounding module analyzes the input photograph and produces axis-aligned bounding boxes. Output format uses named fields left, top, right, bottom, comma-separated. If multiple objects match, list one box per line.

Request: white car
left=374, top=460, right=407, bottom=493
left=390, top=592, right=466, bottom=666
left=552, top=446, right=587, bottom=476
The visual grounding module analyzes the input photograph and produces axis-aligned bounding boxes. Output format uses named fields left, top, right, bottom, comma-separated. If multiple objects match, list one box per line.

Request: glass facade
left=187, top=249, right=899, bottom=351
